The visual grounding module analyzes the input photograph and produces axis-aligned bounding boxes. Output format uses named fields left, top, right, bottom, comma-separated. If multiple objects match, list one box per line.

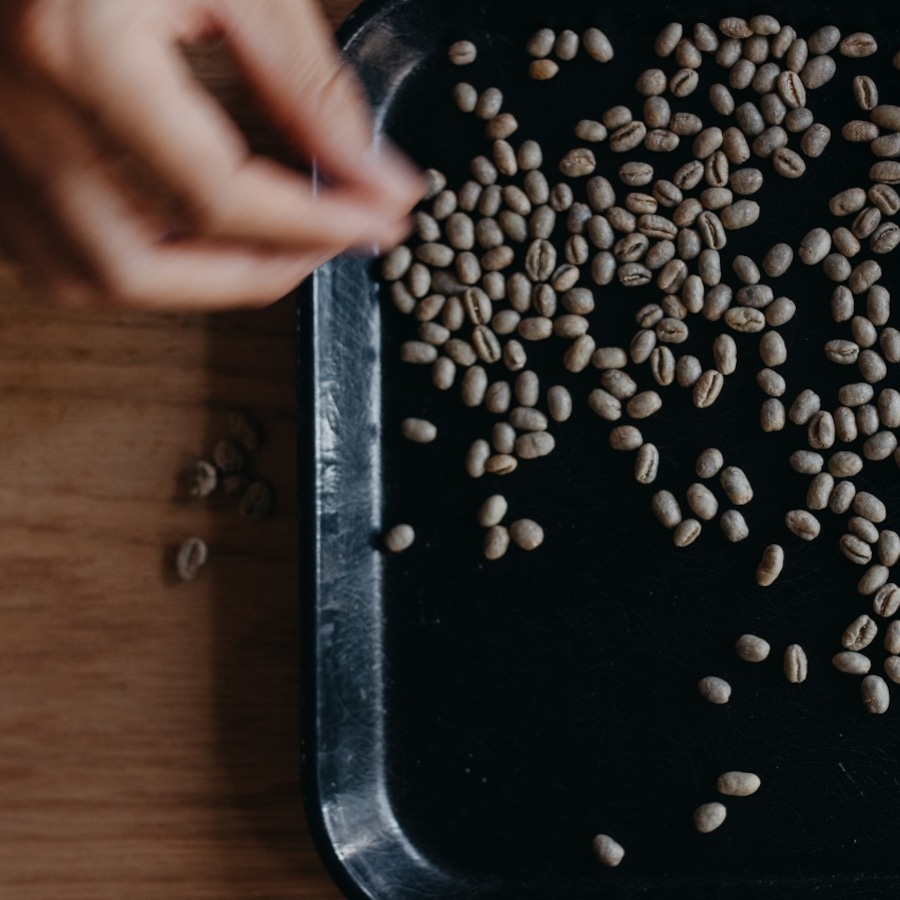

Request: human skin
left=0, top=0, right=424, bottom=310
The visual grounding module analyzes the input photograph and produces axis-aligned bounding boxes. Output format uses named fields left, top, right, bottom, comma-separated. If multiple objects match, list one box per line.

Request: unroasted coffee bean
left=786, top=509, right=820, bottom=541
left=483, top=525, right=510, bottom=560
left=736, top=633, right=771, bottom=661
left=833, top=651, right=871, bottom=675
left=843, top=614, right=878, bottom=653
left=720, top=509, right=749, bottom=542
left=696, top=447, right=724, bottom=479
left=176, top=537, right=208, bottom=581
left=757, top=368, right=786, bottom=397
left=673, top=518, right=702, bottom=548
left=583, top=26, right=613, bottom=62
left=190, top=460, right=218, bottom=498
left=686, top=483, right=718, bottom=521
left=384, top=523, right=415, bottom=553
left=610, top=425, right=643, bottom=451
left=862, top=674, right=890, bottom=714
left=698, top=675, right=731, bottom=704
left=694, top=802, right=727, bottom=834
left=807, top=472, right=835, bottom=511
left=693, top=370, right=724, bottom=408
left=717, top=771, right=761, bottom=797
left=760, top=398, right=786, bottom=432
left=886, top=658, right=900, bottom=685
left=510, top=518, right=544, bottom=550
left=801, top=123, right=831, bottom=158
left=239, top=480, right=274, bottom=520
left=854, top=491, right=887, bottom=523
left=873, top=583, right=900, bottom=618
left=592, top=834, right=624, bottom=868
left=756, top=544, right=784, bottom=586
left=627, top=441, right=659, bottom=487
left=589, top=388, right=622, bottom=421
left=859, top=564, right=890, bottom=597
left=652, top=490, right=682, bottom=529
left=784, top=644, right=808, bottom=683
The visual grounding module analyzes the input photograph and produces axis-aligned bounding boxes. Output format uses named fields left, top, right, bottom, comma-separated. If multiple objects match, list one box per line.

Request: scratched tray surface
left=302, top=1, right=900, bottom=897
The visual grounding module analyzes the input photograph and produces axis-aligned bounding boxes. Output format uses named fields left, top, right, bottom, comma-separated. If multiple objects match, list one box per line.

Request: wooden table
left=0, top=2, right=360, bottom=896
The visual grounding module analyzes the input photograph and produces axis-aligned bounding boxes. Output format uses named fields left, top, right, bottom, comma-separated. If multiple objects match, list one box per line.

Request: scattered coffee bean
left=784, top=644, right=808, bottom=683
left=717, top=771, right=761, bottom=797
left=592, top=834, right=624, bottom=867
left=176, top=537, right=208, bottom=581
left=693, top=802, right=727, bottom=834
left=861, top=674, right=890, bottom=714
left=833, top=651, right=871, bottom=675
left=384, top=524, right=415, bottom=553
left=756, top=544, right=785, bottom=586
left=735, top=633, right=771, bottom=662
left=698, top=676, right=731, bottom=705
left=509, top=518, right=544, bottom=550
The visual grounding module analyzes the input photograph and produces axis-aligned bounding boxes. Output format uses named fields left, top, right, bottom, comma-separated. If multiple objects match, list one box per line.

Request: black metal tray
left=301, top=2, right=900, bottom=896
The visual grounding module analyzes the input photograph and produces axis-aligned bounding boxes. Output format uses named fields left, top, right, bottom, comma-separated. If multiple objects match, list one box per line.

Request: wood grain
left=0, top=2, right=365, bottom=896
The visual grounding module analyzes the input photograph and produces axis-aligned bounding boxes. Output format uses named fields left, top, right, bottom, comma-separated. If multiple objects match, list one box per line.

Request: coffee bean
left=829, top=480, right=857, bottom=515
left=861, top=674, right=890, bottom=714
left=755, top=543, right=785, bottom=587
left=510, top=518, right=544, bottom=550
left=854, top=491, right=887, bottom=523
left=757, top=368, right=786, bottom=397
left=720, top=509, right=749, bottom=542
left=801, top=54, right=836, bottom=89
left=693, top=802, right=727, bottom=834
left=720, top=466, right=753, bottom=505
left=800, top=123, right=831, bottom=158
left=176, top=537, right=208, bottom=581
left=583, top=27, right=613, bottom=62
left=529, top=58, right=559, bottom=80
left=630, top=440, right=660, bottom=489
left=786, top=509, right=820, bottom=541
left=652, top=490, right=682, bottom=529
left=736, top=633, right=771, bottom=661
left=859, top=564, right=890, bottom=597
left=698, top=675, right=731, bottom=704
left=717, top=771, right=761, bottom=797
left=589, top=388, right=622, bottom=421
left=887, top=622, right=900, bottom=655
left=592, top=833, right=624, bottom=867
left=833, top=651, right=871, bottom=675
left=874, top=583, right=900, bottom=618
left=840, top=32, right=877, bottom=57
left=824, top=340, right=860, bottom=365
left=784, top=644, right=808, bottom=683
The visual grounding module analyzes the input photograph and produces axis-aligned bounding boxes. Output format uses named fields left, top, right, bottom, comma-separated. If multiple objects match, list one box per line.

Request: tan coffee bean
left=176, top=537, right=208, bottom=581
left=591, top=834, right=624, bottom=868
left=574, top=119, right=608, bottom=143
left=784, top=644, right=808, bottom=683
left=807, top=472, right=835, bottom=511
left=753, top=543, right=785, bottom=587
left=717, top=771, right=761, bottom=797
left=720, top=509, right=749, bottom=542
left=720, top=466, right=753, bottom=506
left=693, top=802, right=727, bottom=834
left=631, top=442, right=659, bottom=485
left=878, top=387, right=900, bottom=427
left=887, top=621, right=900, bottom=655
left=610, top=425, right=643, bottom=452
left=735, top=633, right=771, bottom=661
left=849, top=516, right=879, bottom=544
left=654, top=22, right=683, bottom=57
left=730, top=167, right=764, bottom=197
left=854, top=491, right=887, bottom=523
left=693, top=370, right=724, bottom=408
left=833, top=651, right=871, bottom=675
left=529, top=58, right=559, bottom=80
left=800, top=123, right=831, bottom=158
left=730, top=58, right=757, bottom=91
left=840, top=32, right=877, bottom=57
left=885, top=657, right=900, bottom=685
left=759, top=331, right=787, bottom=367
left=687, top=483, right=718, bottom=521
left=673, top=518, right=702, bottom=547
left=859, top=564, right=890, bottom=597
left=695, top=448, right=724, bottom=479
left=670, top=68, right=699, bottom=97
left=546, top=386, right=572, bottom=423
left=840, top=532, right=873, bottom=566
left=515, top=432, right=555, bottom=460
left=760, top=398, right=786, bottom=432
left=824, top=339, right=860, bottom=365
left=448, top=40, right=477, bottom=65
left=785, top=509, right=820, bottom=541
left=862, top=674, right=890, bottom=714
left=384, top=524, right=415, bottom=553
left=483, top=525, right=510, bottom=560
left=626, top=391, right=662, bottom=420
left=874, top=583, right=900, bottom=618
left=589, top=388, right=621, bottom=421
left=698, top=675, right=731, bottom=704
left=509, top=518, right=544, bottom=550
left=583, top=27, right=613, bottom=62
left=757, top=368, right=786, bottom=397
left=829, top=451, right=863, bottom=477
left=808, top=25, right=840, bottom=54
left=478, top=494, right=509, bottom=528
left=879, top=531, right=900, bottom=567
left=801, top=54, right=837, bottom=89
left=721, top=200, right=759, bottom=230
left=652, top=490, right=682, bottom=529
left=724, top=307, right=766, bottom=333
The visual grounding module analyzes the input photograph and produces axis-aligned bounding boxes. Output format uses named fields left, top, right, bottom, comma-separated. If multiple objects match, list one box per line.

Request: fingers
left=15, top=3, right=418, bottom=250
left=210, top=0, right=425, bottom=205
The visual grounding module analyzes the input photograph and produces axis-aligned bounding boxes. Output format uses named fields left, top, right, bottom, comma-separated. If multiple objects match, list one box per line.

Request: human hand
left=0, top=0, right=424, bottom=310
